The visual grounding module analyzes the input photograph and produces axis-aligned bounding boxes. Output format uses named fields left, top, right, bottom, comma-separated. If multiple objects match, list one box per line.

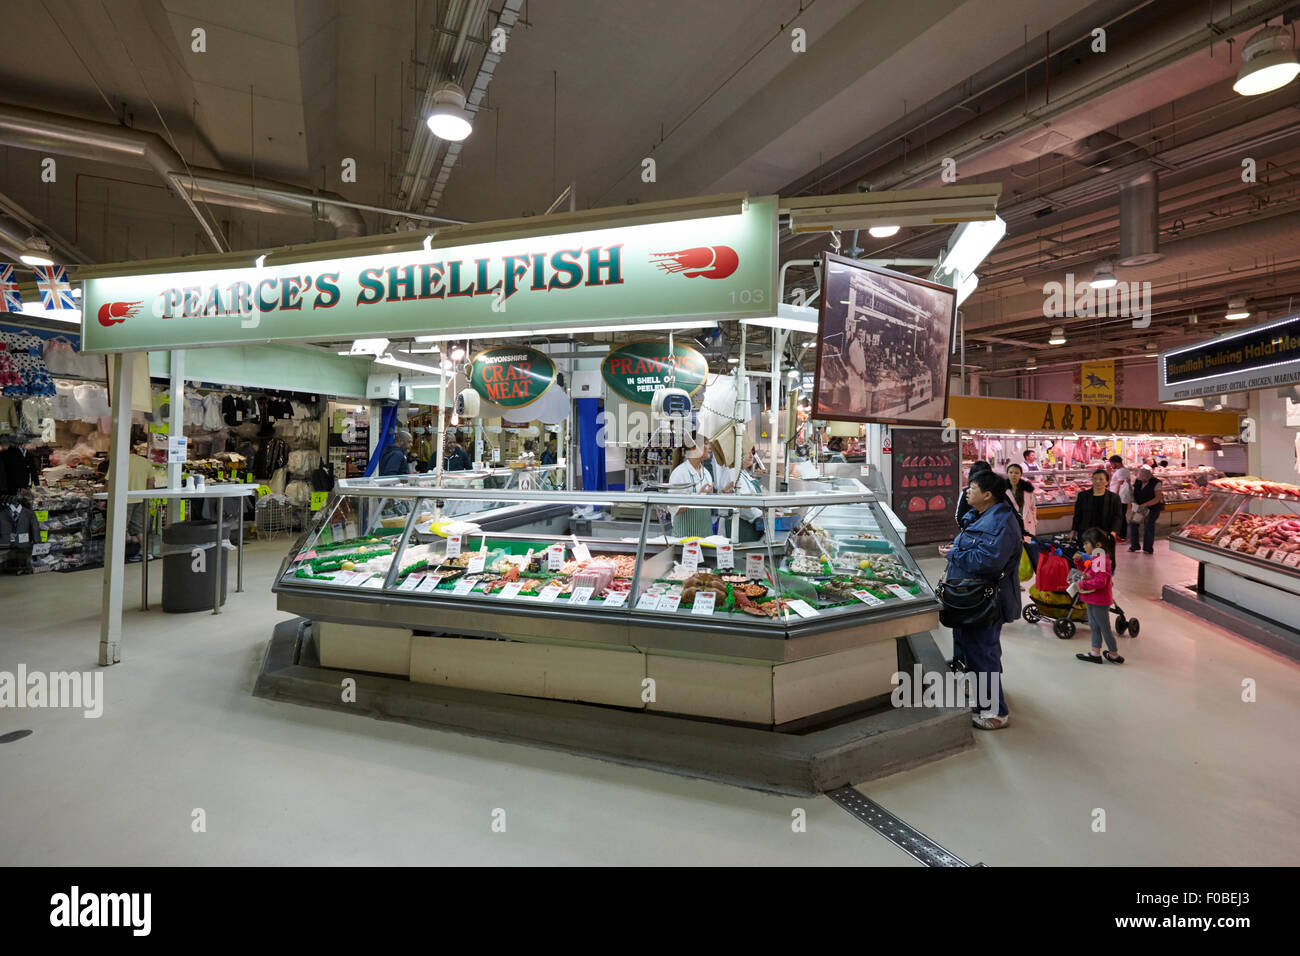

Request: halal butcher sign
left=469, top=346, right=555, bottom=409
left=601, top=340, right=709, bottom=404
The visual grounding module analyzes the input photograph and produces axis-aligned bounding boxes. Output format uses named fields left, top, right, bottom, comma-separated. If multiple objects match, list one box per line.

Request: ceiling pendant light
left=1090, top=260, right=1118, bottom=289
left=1233, top=25, right=1300, bottom=96
left=1026, top=356, right=1037, bottom=370
left=19, top=236, right=54, bottom=266
left=1224, top=297, right=1252, bottom=321
left=426, top=82, right=473, bottom=141
left=868, top=224, right=900, bottom=238
left=1048, top=326, right=1067, bottom=345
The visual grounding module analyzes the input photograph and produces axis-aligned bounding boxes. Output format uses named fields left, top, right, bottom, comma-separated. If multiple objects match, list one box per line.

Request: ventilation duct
left=1118, top=171, right=1162, bottom=266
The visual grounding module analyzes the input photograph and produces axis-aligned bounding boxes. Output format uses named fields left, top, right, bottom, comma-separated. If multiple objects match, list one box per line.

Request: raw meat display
left=1209, top=476, right=1300, bottom=500
left=572, top=562, right=616, bottom=595
left=1216, top=513, right=1300, bottom=558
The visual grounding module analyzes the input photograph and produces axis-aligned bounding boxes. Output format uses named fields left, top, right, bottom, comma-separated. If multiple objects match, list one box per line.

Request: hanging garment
left=73, top=383, right=110, bottom=421
left=202, top=393, right=225, bottom=430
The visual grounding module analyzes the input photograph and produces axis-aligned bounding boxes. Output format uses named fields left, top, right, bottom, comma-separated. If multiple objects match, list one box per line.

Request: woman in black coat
left=1070, top=468, right=1125, bottom=550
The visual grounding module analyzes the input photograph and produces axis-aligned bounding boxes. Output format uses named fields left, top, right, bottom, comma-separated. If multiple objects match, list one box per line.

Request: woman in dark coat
left=1070, top=468, right=1125, bottom=554
left=946, top=470, right=1022, bottom=729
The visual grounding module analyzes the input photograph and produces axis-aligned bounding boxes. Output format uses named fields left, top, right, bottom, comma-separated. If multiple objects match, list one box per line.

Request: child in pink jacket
left=1075, top=527, right=1124, bottom=664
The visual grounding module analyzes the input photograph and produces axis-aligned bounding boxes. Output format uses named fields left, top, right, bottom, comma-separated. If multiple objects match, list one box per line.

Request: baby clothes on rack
left=73, top=383, right=110, bottom=421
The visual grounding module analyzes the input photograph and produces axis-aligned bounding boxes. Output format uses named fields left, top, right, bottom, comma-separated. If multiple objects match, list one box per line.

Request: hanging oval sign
left=601, top=339, right=709, bottom=405
left=468, top=345, right=556, bottom=409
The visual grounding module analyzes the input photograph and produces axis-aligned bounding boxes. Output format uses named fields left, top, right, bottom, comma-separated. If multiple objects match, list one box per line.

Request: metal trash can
left=161, top=520, right=230, bottom=613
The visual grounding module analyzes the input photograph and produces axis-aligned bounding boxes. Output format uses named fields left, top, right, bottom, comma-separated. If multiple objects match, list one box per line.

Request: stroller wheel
left=1115, top=616, right=1129, bottom=635
left=1127, top=619, right=1140, bottom=638
left=1054, top=619, right=1076, bottom=639
left=1023, top=606, right=1042, bottom=624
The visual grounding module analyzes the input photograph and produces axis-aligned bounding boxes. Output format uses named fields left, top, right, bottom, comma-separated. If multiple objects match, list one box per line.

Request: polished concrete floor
left=1, top=534, right=1297, bottom=866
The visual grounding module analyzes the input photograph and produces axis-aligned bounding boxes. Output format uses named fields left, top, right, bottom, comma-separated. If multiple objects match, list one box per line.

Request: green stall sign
left=468, top=345, right=556, bottom=409
left=601, top=340, right=709, bottom=405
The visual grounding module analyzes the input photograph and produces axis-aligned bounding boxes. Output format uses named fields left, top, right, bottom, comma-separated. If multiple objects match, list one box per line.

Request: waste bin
left=162, top=520, right=230, bottom=612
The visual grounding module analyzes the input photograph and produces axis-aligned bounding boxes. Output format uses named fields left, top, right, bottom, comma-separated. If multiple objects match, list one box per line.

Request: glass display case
left=274, top=479, right=936, bottom=636
left=1174, top=488, right=1300, bottom=569
left=961, top=465, right=1224, bottom=510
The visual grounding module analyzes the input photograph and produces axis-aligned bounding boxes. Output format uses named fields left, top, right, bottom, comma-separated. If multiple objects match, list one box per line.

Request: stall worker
left=666, top=442, right=715, bottom=537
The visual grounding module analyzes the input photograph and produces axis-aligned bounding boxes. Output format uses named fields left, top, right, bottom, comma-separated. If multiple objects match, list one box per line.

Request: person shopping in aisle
left=442, top=431, right=472, bottom=471
left=956, top=460, right=992, bottom=526
left=667, top=442, right=715, bottom=537
left=1005, top=463, right=1037, bottom=537
left=1128, top=465, right=1165, bottom=554
left=945, top=470, right=1021, bottom=729
left=1075, top=527, right=1124, bottom=664
left=1070, top=469, right=1125, bottom=561
left=377, top=429, right=413, bottom=476
left=125, top=440, right=162, bottom=562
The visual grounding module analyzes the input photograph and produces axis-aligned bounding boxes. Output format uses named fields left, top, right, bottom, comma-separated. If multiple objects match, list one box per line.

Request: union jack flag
left=0, top=263, right=22, bottom=313
left=34, top=264, right=76, bottom=310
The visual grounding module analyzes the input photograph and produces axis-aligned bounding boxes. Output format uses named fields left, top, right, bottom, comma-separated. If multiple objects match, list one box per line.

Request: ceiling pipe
left=0, top=216, right=30, bottom=262
left=0, top=102, right=367, bottom=248
left=1117, top=170, right=1162, bottom=266
left=861, top=1, right=1294, bottom=192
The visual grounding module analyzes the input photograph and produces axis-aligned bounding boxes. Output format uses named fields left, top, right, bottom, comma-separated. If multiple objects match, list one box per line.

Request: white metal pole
left=730, top=323, right=747, bottom=540
left=768, top=329, right=785, bottom=493
left=166, top=350, right=185, bottom=498
left=99, top=351, right=136, bottom=666
left=435, top=361, right=447, bottom=480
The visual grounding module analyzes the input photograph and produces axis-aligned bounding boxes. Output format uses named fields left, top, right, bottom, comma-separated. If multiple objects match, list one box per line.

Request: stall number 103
left=728, top=290, right=766, bottom=304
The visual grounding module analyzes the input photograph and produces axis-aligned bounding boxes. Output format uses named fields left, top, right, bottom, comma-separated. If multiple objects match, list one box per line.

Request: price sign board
left=716, top=542, right=734, bottom=570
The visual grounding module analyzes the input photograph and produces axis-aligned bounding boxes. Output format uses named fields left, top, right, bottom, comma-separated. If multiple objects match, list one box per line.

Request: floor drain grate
left=0, top=729, right=34, bottom=744
left=826, top=786, right=979, bottom=867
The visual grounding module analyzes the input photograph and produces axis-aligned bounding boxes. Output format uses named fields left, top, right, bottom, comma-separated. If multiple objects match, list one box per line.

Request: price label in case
left=691, top=590, right=717, bottom=615
left=886, top=584, right=917, bottom=601
left=1285, top=553, right=1300, bottom=568
left=716, top=542, right=734, bottom=570
left=498, top=581, right=523, bottom=600
left=745, top=554, right=765, bottom=580
left=636, top=592, right=661, bottom=611
left=362, top=574, right=384, bottom=588
left=547, top=544, right=565, bottom=571
left=569, top=586, right=594, bottom=606
left=445, top=534, right=463, bottom=558
left=571, top=536, right=592, bottom=564
left=657, top=593, right=683, bottom=613
left=601, top=589, right=628, bottom=608
left=452, top=577, right=477, bottom=595
left=1256, top=549, right=1273, bottom=561
left=784, top=599, right=819, bottom=618
left=682, top=541, right=702, bottom=571
left=852, top=589, right=884, bottom=608
left=416, top=575, right=441, bottom=593
left=397, top=574, right=423, bottom=591
left=466, top=553, right=486, bottom=574
left=537, top=582, right=564, bottom=603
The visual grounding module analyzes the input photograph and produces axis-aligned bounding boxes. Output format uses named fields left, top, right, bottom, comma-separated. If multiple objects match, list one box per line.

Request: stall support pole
left=435, top=362, right=447, bottom=479
left=99, top=352, right=136, bottom=667
left=166, top=350, right=186, bottom=499
left=768, top=329, right=786, bottom=493
left=731, top=323, right=748, bottom=540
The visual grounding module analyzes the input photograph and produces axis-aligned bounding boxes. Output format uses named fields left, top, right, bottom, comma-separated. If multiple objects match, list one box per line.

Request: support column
left=166, top=349, right=185, bottom=506
left=99, top=351, right=136, bottom=666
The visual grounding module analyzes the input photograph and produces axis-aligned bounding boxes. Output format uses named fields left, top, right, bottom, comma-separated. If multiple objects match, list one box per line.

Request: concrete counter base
left=253, top=618, right=972, bottom=795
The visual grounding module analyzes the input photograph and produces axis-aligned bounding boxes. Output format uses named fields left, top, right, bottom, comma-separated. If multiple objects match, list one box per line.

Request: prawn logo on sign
left=651, top=245, right=739, bottom=279
left=97, top=301, right=142, bottom=327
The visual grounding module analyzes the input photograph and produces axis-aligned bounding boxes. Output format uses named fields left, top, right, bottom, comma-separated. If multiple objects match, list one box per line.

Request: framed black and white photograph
left=812, top=254, right=956, bottom=426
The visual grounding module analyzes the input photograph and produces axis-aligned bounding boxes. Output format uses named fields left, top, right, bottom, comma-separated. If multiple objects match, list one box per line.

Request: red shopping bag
left=1035, top=551, right=1070, bottom=592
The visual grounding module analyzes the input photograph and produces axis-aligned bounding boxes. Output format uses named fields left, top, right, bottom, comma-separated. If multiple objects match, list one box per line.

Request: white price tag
left=17, top=533, right=29, bottom=544
left=745, top=554, right=765, bottom=580
left=1270, top=550, right=1291, bottom=563
left=445, top=534, right=462, bottom=558
left=716, top=542, right=734, bottom=570
left=602, top=589, right=628, bottom=608
left=416, top=575, right=440, bottom=593
left=452, top=577, right=476, bottom=595
left=682, top=542, right=702, bottom=571
left=499, top=582, right=523, bottom=600
left=330, top=570, right=358, bottom=585
left=537, top=582, right=564, bottom=603
left=852, top=589, right=884, bottom=608
left=547, top=544, right=565, bottom=571
left=569, top=586, right=594, bottom=606
left=1286, top=553, right=1300, bottom=568
left=491, top=447, right=501, bottom=463
left=571, top=535, right=592, bottom=564
left=397, top=573, right=423, bottom=591
left=32, top=543, right=51, bottom=556
left=362, top=575, right=384, bottom=588
left=467, top=553, right=486, bottom=574
left=691, top=590, right=717, bottom=615
left=658, top=593, right=683, bottom=613
left=784, top=598, right=819, bottom=618
left=1256, top=549, right=1272, bottom=561
left=636, top=592, right=661, bottom=611
left=886, top=584, right=917, bottom=601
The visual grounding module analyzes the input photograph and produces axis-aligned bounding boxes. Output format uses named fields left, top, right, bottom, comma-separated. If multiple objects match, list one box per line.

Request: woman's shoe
left=1103, top=651, right=1125, bottom=664
left=1076, top=652, right=1103, bottom=663
left=972, top=711, right=1010, bottom=730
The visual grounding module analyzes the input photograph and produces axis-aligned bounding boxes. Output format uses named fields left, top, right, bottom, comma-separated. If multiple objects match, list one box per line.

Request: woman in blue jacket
left=946, top=469, right=1021, bottom=729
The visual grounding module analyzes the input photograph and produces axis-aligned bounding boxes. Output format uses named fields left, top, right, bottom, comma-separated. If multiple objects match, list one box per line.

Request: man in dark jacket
left=955, top=460, right=992, bottom=526
left=376, top=429, right=412, bottom=476
left=946, top=469, right=1020, bottom=729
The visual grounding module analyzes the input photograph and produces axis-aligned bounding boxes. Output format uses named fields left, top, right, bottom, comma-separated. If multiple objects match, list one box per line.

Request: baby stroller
left=1020, top=532, right=1140, bottom=640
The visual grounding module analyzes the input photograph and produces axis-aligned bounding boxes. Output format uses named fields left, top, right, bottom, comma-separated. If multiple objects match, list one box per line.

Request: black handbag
left=936, top=564, right=1006, bottom=630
